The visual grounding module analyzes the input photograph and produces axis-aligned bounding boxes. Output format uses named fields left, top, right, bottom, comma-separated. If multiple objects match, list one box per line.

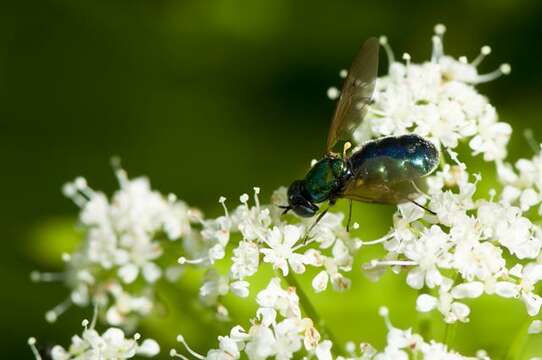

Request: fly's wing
left=325, top=37, right=379, bottom=153
left=342, top=175, right=427, bottom=205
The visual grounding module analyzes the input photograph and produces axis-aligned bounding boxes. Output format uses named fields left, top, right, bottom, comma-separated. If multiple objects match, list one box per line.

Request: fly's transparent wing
left=325, top=37, right=379, bottom=153
left=342, top=177, right=426, bottom=205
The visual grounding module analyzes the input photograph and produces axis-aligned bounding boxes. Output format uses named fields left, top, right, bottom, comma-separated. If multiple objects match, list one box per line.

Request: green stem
left=283, top=272, right=344, bottom=356
left=443, top=322, right=456, bottom=347
left=416, top=289, right=431, bottom=340
left=443, top=275, right=462, bottom=347
left=505, top=318, right=531, bottom=360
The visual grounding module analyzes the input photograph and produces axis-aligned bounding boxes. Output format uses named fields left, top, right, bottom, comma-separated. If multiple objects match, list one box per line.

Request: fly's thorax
left=304, top=156, right=350, bottom=203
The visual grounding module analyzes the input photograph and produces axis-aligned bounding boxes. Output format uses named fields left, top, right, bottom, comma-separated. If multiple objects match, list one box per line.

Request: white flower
left=528, top=320, right=542, bottom=334
left=469, top=104, right=511, bottom=161
left=244, top=325, right=276, bottom=360
left=478, top=202, right=541, bottom=259
left=29, top=316, right=159, bottom=360
left=495, top=263, right=542, bottom=316
left=453, top=241, right=505, bottom=282
left=312, top=270, right=329, bottom=293
left=261, top=225, right=305, bottom=276
left=233, top=189, right=272, bottom=242
left=231, top=241, right=260, bottom=280
left=256, top=278, right=301, bottom=322
left=450, top=282, right=484, bottom=299
left=206, top=335, right=244, bottom=359
left=272, top=318, right=304, bottom=360
left=201, top=216, right=231, bottom=249
left=404, top=225, right=451, bottom=289
left=199, top=270, right=230, bottom=305
left=309, top=212, right=346, bottom=249
left=204, top=326, right=249, bottom=360
left=105, top=283, right=153, bottom=326
left=315, top=340, right=333, bottom=360
left=497, top=151, right=542, bottom=212
left=199, top=270, right=250, bottom=305
left=372, top=305, right=479, bottom=359
left=231, top=281, right=250, bottom=298
left=416, top=278, right=472, bottom=323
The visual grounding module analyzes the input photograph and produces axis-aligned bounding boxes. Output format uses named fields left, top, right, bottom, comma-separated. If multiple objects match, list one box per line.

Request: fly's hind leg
left=409, top=181, right=436, bottom=215
left=409, top=199, right=436, bottom=215
left=346, top=199, right=353, bottom=232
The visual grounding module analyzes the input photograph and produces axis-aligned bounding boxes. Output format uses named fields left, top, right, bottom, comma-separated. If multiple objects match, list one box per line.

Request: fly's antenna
left=343, top=141, right=352, bottom=158
left=278, top=205, right=291, bottom=215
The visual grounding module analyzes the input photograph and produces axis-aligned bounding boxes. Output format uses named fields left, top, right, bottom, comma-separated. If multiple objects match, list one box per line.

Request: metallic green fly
left=281, top=37, right=439, bottom=230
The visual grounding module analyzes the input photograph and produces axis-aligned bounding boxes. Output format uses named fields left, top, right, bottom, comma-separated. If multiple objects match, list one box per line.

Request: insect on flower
left=282, top=38, right=439, bottom=230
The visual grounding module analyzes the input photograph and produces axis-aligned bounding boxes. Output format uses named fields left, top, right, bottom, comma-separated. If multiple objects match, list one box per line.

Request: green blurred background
left=2, top=0, right=542, bottom=358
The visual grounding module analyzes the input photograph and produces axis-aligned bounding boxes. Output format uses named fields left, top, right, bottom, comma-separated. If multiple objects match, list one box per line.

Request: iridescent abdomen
left=345, top=134, right=439, bottom=203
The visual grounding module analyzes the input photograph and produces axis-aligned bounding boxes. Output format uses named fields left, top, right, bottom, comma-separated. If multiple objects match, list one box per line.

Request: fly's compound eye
left=287, top=180, right=319, bottom=218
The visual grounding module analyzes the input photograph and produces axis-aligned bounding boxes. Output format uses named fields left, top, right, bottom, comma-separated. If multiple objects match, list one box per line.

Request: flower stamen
left=379, top=36, right=395, bottom=69
left=471, top=45, right=492, bottom=67
left=359, top=233, right=395, bottom=246
left=170, top=349, right=190, bottom=359
left=218, top=196, right=229, bottom=218
left=45, top=297, right=72, bottom=323
left=175, top=335, right=205, bottom=360
left=30, top=271, right=65, bottom=283
left=178, top=256, right=206, bottom=265
left=363, top=259, right=417, bottom=270
left=403, top=53, right=411, bottom=74
left=472, top=63, right=511, bottom=84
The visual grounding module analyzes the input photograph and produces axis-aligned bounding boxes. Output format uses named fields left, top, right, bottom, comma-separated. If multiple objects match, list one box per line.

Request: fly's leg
left=408, top=180, right=435, bottom=215
left=303, top=207, right=329, bottom=244
left=409, top=199, right=436, bottom=215
left=346, top=199, right=353, bottom=232
left=410, top=180, right=432, bottom=200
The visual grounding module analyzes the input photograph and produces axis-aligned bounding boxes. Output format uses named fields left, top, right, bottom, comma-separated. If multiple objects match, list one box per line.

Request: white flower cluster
left=172, top=278, right=321, bottom=360
left=28, top=310, right=159, bottom=359
left=32, top=167, right=197, bottom=328
left=170, top=278, right=485, bottom=360
left=30, top=24, right=542, bottom=360
left=350, top=26, right=542, bottom=324
left=358, top=307, right=490, bottom=360
left=353, top=24, right=511, bottom=162
left=363, top=161, right=542, bottom=321
left=498, top=148, right=542, bottom=212
left=181, top=187, right=361, bottom=317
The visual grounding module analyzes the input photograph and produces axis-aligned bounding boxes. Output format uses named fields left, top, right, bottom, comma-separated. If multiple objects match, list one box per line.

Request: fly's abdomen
left=349, top=134, right=439, bottom=184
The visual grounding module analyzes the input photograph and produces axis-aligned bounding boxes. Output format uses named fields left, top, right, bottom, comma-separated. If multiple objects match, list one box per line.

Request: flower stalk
left=283, top=272, right=344, bottom=355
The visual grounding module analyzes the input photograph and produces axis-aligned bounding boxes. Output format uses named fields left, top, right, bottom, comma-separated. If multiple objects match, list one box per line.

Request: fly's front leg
left=303, top=207, right=330, bottom=244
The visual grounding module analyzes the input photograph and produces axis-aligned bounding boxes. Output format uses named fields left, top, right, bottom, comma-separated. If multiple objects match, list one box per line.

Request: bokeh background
left=2, top=0, right=542, bottom=358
